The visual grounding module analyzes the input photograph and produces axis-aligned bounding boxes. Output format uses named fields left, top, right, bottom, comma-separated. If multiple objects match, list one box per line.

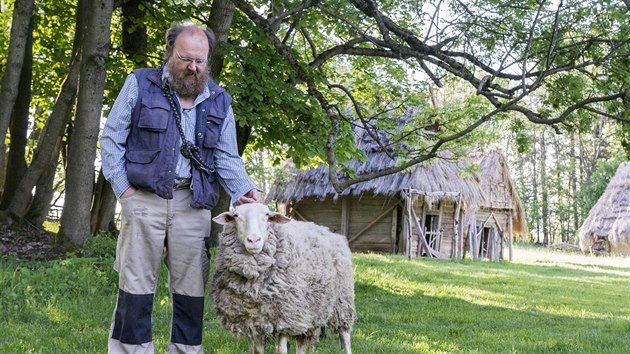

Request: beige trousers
left=108, top=189, right=211, bottom=354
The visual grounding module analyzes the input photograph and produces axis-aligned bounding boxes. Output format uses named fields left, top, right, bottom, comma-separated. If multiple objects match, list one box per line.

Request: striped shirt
left=100, top=73, right=257, bottom=203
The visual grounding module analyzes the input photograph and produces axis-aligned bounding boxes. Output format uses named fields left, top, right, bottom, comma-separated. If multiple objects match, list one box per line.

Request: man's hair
left=164, top=20, right=216, bottom=61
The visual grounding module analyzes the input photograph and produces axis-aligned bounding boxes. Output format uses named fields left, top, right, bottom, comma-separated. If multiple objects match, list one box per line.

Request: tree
left=227, top=0, right=629, bottom=192
left=57, top=0, right=114, bottom=246
left=0, top=0, right=34, bottom=188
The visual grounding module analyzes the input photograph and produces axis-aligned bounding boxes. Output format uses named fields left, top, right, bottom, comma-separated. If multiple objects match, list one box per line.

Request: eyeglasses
left=175, top=50, right=207, bottom=66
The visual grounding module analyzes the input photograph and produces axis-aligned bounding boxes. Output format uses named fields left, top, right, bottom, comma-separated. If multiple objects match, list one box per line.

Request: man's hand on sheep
left=237, top=188, right=259, bottom=205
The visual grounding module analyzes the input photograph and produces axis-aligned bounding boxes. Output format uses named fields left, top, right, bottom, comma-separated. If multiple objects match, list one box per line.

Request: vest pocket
left=126, top=149, right=160, bottom=189
left=202, top=115, right=223, bottom=148
left=138, top=97, right=169, bottom=132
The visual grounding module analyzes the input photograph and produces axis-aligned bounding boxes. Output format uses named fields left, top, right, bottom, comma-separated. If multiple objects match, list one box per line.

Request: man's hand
left=237, top=188, right=259, bottom=205
left=121, top=186, right=137, bottom=199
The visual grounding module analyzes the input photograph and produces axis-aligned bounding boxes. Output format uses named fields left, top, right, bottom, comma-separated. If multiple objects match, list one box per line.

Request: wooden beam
left=454, top=194, right=462, bottom=259
left=469, top=223, right=477, bottom=260
left=293, top=208, right=308, bottom=221
left=508, top=215, right=513, bottom=262
left=341, top=198, right=349, bottom=236
left=391, top=205, right=398, bottom=253
left=407, top=189, right=461, bottom=198
left=409, top=203, right=446, bottom=259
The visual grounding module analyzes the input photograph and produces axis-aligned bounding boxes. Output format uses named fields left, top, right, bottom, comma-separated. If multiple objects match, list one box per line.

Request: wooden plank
left=409, top=203, right=446, bottom=259
left=508, top=215, right=513, bottom=262
left=391, top=206, right=398, bottom=253
left=347, top=205, right=396, bottom=244
left=293, top=208, right=308, bottom=221
left=341, top=198, right=349, bottom=236
left=469, top=223, right=477, bottom=260
left=454, top=194, right=462, bottom=259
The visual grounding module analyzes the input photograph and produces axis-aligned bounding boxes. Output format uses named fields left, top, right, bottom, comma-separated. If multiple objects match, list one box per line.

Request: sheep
left=211, top=203, right=355, bottom=354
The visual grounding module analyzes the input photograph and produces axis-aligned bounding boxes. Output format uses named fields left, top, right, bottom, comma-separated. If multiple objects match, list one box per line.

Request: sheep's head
left=213, top=203, right=291, bottom=254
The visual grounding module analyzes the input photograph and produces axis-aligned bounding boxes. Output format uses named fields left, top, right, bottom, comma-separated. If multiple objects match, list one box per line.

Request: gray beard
left=164, top=62, right=209, bottom=97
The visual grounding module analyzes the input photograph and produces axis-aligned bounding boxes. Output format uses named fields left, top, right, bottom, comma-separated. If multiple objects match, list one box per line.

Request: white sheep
left=211, top=203, right=355, bottom=354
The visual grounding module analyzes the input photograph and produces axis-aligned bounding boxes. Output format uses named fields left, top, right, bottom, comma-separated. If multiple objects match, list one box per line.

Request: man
left=100, top=20, right=258, bottom=353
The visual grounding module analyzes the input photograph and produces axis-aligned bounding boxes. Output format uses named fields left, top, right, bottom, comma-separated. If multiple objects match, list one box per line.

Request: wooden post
left=468, top=224, right=477, bottom=260
left=341, top=198, right=349, bottom=237
left=508, top=214, right=513, bottom=262
left=404, top=192, right=412, bottom=259
left=391, top=205, right=398, bottom=253
left=453, top=194, right=462, bottom=259
left=492, top=227, right=499, bottom=262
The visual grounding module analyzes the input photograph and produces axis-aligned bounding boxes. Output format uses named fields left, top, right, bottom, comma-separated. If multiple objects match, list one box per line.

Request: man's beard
left=164, top=60, right=209, bottom=97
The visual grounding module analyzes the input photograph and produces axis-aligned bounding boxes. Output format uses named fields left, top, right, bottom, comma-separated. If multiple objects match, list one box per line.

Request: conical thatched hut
left=579, top=162, right=630, bottom=255
left=266, top=125, right=527, bottom=261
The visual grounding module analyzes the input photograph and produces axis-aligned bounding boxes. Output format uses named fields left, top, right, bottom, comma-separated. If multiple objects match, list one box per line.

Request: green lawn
left=1, top=236, right=629, bottom=353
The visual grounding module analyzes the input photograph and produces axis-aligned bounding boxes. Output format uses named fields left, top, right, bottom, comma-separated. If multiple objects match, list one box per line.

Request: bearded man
left=100, top=20, right=258, bottom=353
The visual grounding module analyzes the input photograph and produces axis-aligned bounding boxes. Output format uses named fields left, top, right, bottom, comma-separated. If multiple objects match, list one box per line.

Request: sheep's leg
left=340, top=331, right=352, bottom=354
left=275, top=335, right=289, bottom=354
left=295, top=338, right=306, bottom=354
left=249, top=337, right=265, bottom=354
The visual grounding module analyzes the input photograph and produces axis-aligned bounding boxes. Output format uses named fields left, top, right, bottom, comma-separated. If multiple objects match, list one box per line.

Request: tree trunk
left=88, top=0, right=147, bottom=236
left=540, top=133, right=549, bottom=245
left=0, top=0, right=35, bottom=193
left=531, top=138, right=539, bottom=243
left=90, top=168, right=117, bottom=235
left=207, top=0, right=241, bottom=245
left=0, top=13, right=33, bottom=209
left=121, top=0, right=147, bottom=66
left=59, top=0, right=114, bottom=246
left=25, top=141, right=62, bottom=227
left=208, top=0, right=236, bottom=81
left=569, top=133, right=579, bottom=241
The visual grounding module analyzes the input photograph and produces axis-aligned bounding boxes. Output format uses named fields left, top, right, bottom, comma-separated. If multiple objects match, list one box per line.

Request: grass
left=1, top=235, right=629, bottom=353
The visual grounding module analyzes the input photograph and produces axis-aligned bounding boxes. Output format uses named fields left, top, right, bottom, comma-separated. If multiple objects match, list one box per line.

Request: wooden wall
left=292, top=195, right=399, bottom=254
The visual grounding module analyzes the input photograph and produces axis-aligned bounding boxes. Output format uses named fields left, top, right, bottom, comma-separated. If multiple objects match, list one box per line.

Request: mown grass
left=1, top=234, right=629, bottom=353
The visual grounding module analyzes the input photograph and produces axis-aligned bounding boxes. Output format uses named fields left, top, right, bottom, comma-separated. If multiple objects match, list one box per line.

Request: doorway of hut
left=479, top=227, right=492, bottom=259
left=421, top=213, right=441, bottom=256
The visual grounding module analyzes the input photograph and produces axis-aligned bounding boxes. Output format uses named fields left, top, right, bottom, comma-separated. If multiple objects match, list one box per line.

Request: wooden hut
left=579, top=162, right=630, bottom=255
left=266, top=129, right=527, bottom=260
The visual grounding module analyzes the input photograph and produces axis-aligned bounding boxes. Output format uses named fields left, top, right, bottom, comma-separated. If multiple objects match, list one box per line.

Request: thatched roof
left=265, top=124, right=528, bottom=236
left=267, top=155, right=485, bottom=203
left=471, top=147, right=528, bottom=235
left=266, top=122, right=484, bottom=204
left=579, top=162, right=630, bottom=254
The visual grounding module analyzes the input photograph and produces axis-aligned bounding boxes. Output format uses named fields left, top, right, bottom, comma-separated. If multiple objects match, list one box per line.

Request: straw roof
left=266, top=122, right=485, bottom=204
left=471, top=147, right=529, bottom=235
left=579, top=162, right=630, bottom=255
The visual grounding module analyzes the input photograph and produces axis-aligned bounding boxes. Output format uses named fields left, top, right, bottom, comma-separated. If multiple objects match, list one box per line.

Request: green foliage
left=619, top=121, right=630, bottom=160
left=81, top=232, right=117, bottom=259
left=223, top=12, right=358, bottom=168
left=2, top=248, right=630, bottom=353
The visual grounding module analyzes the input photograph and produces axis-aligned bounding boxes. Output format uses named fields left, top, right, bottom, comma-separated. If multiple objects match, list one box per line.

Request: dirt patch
left=0, top=223, right=63, bottom=261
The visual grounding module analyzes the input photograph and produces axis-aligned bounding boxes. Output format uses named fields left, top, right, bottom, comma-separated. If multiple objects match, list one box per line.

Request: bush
left=81, top=231, right=117, bottom=259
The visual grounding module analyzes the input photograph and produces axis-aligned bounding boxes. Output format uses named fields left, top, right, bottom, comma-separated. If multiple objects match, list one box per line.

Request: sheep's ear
left=213, top=211, right=237, bottom=225
left=268, top=211, right=291, bottom=224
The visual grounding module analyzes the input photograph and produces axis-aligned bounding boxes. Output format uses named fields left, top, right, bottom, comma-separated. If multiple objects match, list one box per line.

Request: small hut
left=266, top=126, right=527, bottom=260
left=579, top=162, right=630, bottom=255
